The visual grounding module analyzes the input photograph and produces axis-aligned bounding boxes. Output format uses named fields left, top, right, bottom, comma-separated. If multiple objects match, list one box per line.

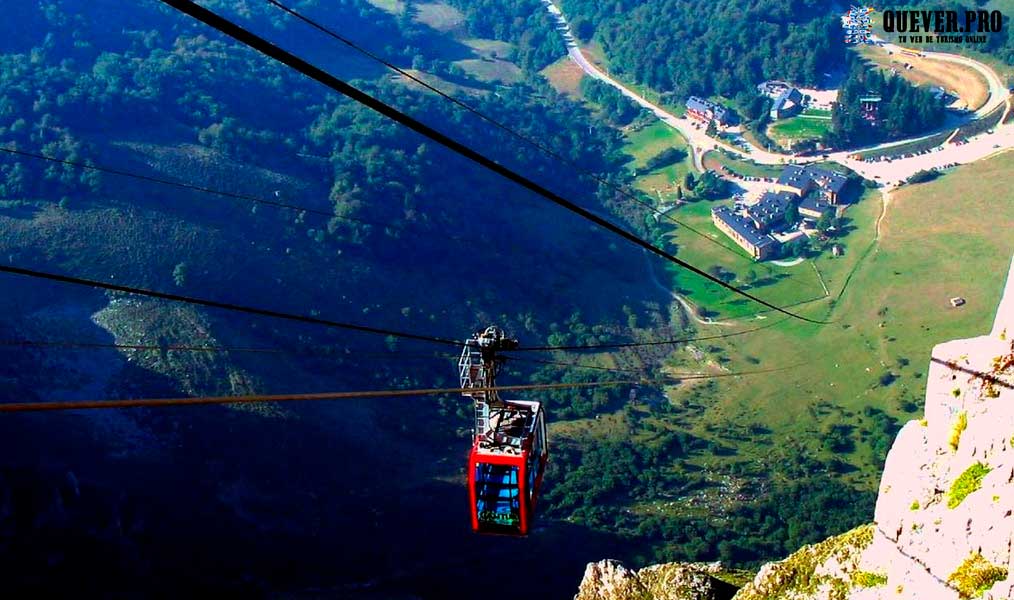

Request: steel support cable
left=0, top=146, right=525, bottom=251
left=1, top=329, right=768, bottom=375
left=263, top=0, right=750, bottom=262
left=2, top=336, right=746, bottom=386
left=0, top=337, right=761, bottom=379
left=0, top=363, right=804, bottom=413
left=155, top=0, right=830, bottom=326
left=504, top=353, right=648, bottom=373
left=0, top=146, right=400, bottom=231
left=0, top=339, right=462, bottom=362
left=0, top=264, right=463, bottom=347
left=0, top=338, right=647, bottom=374
left=514, top=317, right=788, bottom=352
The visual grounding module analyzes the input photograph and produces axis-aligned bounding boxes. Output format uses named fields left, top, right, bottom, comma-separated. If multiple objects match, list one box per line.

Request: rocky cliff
left=576, top=257, right=1014, bottom=600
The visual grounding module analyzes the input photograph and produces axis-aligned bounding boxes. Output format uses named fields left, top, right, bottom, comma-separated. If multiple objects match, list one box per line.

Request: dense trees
left=559, top=0, right=844, bottom=98
left=643, top=147, right=687, bottom=172
left=444, top=0, right=565, bottom=70
left=693, top=170, right=728, bottom=200
left=825, top=54, right=946, bottom=147
left=581, top=78, right=643, bottom=126
left=543, top=434, right=875, bottom=566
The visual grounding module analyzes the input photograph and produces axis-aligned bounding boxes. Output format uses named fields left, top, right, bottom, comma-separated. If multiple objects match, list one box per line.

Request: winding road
left=540, top=0, right=798, bottom=169
left=540, top=0, right=1013, bottom=183
left=539, top=0, right=1014, bottom=325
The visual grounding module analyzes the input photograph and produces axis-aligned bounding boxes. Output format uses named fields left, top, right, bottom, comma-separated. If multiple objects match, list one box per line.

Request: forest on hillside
left=0, top=1, right=879, bottom=596
left=443, top=0, right=567, bottom=70
left=559, top=0, right=845, bottom=101
left=825, top=53, right=947, bottom=147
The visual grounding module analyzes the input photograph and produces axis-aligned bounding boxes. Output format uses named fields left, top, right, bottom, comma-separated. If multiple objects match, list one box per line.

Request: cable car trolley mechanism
left=459, top=326, right=547, bottom=536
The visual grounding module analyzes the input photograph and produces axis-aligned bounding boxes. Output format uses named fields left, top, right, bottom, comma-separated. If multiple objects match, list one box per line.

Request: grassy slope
left=658, top=198, right=843, bottom=319
left=549, top=151, right=1013, bottom=536
left=674, top=151, right=1014, bottom=487
left=543, top=56, right=587, bottom=98
left=702, top=151, right=785, bottom=179
left=624, top=121, right=695, bottom=201
left=365, top=0, right=521, bottom=85
left=769, top=115, right=833, bottom=145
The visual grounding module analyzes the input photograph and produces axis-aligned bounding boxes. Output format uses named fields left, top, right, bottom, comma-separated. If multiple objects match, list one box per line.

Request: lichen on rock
left=573, top=560, right=743, bottom=600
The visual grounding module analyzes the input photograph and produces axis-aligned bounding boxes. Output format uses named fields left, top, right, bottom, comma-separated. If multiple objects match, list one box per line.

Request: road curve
left=541, top=1, right=1013, bottom=181
left=540, top=0, right=801, bottom=168
left=873, top=36, right=1007, bottom=118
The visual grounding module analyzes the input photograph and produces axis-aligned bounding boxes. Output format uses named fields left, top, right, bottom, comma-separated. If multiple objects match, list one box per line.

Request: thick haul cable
left=0, top=364, right=803, bottom=413
left=156, top=0, right=830, bottom=326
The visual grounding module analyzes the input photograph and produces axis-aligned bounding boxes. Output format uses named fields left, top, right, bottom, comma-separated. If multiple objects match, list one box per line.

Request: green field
left=555, top=150, right=1014, bottom=510
left=667, top=152, right=1014, bottom=488
left=550, top=152, right=1013, bottom=530
left=702, top=150, right=784, bottom=179
left=659, top=193, right=880, bottom=321
left=453, top=57, right=522, bottom=84
left=624, top=121, right=695, bottom=202
left=769, top=115, right=832, bottom=143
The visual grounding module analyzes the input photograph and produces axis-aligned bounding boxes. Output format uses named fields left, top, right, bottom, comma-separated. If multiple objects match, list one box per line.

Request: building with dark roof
left=798, top=194, right=832, bottom=220
left=757, top=80, right=791, bottom=98
left=770, top=88, right=804, bottom=120
left=774, top=165, right=810, bottom=196
left=773, top=165, right=848, bottom=204
left=804, top=166, right=848, bottom=204
left=712, top=206, right=780, bottom=260
left=686, top=96, right=737, bottom=127
left=746, top=191, right=795, bottom=231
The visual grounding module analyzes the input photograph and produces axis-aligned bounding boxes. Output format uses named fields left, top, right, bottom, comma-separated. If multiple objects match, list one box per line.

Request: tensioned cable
left=0, top=338, right=463, bottom=362
left=1, top=321, right=774, bottom=365
left=0, top=336, right=759, bottom=378
left=263, top=0, right=751, bottom=262
left=0, top=264, right=463, bottom=347
left=515, top=317, right=787, bottom=351
left=0, top=263, right=783, bottom=353
left=504, top=353, right=647, bottom=374
left=0, top=146, right=512, bottom=250
left=0, top=364, right=802, bottom=413
left=2, top=338, right=638, bottom=373
left=0, top=146, right=376, bottom=228
left=156, top=0, right=830, bottom=325
left=0, top=339, right=286, bottom=354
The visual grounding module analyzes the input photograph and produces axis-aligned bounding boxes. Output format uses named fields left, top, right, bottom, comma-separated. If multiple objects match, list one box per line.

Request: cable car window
left=474, top=464, right=521, bottom=529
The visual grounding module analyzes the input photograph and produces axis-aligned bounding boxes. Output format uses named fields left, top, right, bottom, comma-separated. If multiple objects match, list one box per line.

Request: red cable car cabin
left=467, top=400, right=547, bottom=536
left=459, top=327, right=548, bottom=536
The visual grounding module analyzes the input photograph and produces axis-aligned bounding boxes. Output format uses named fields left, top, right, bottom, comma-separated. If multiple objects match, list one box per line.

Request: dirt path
left=875, top=186, right=893, bottom=243
left=641, top=251, right=739, bottom=327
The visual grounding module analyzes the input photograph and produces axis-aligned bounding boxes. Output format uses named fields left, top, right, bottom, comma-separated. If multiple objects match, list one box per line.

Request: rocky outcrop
left=574, top=560, right=742, bottom=600
left=864, top=256, right=1014, bottom=600
left=733, top=525, right=877, bottom=600
left=736, top=256, right=1014, bottom=599
left=577, top=257, right=1014, bottom=600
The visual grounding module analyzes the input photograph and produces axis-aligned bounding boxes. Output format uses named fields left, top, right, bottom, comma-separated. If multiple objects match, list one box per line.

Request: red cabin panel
left=468, top=446, right=531, bottom=535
